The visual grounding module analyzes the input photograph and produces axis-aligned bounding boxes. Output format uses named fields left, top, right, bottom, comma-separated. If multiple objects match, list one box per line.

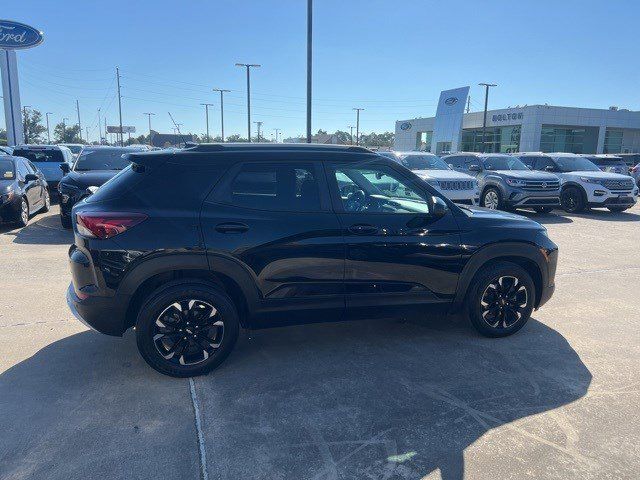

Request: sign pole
left=1, top=49, right=23, bottom=146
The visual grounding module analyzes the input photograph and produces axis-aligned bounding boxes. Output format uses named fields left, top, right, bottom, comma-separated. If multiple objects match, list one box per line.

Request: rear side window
left=13, top=149, right=64, bottom=163
left=226, top=163, right=321, bottom=212
left=85, top=165, right=144, bottom=203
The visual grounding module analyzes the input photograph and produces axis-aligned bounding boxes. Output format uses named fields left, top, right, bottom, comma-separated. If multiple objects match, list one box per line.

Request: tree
left=358, top=131, right=394, bottom=148
left=334, top=130, right=351, bottom=144
left=0, top=128, right=6, bottom=146
left=226, top=134, right=249, bottom=143
left=53, top=123, right=82, bottom=143
left=23, top=109, right=47, bottom=144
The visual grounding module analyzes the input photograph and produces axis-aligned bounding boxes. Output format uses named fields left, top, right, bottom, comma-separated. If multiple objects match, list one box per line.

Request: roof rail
left=183, top=143, right=373, bottom=154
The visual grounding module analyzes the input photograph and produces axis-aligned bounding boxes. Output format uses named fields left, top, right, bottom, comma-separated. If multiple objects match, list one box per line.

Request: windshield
left=65, top=145, right=83, bottom=154
left=1, top=159, right=15, bottom=180
left=481, top=156, right=528, bottom=171
left=74, top=149, right=132, bottom=171
left=399, top=154, right=449, bottom=170
left=13, top=149, right=64, bottom=163
left=553, top=155, right=600, bottom=172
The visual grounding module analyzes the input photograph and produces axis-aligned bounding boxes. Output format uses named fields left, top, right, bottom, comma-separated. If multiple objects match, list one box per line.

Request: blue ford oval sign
left=444, top=97, right=458, bottom=106
left=400, top=122, right=412, bottom=131
left=0, top=20, right=44, bottom=50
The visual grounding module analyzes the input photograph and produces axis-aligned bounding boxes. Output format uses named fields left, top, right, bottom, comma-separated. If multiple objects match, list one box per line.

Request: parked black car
left=58, top=146, right=146, bottom=228
left=0, top=155, right=50, bottom=227
left=67, top=144, right=558, bottom=377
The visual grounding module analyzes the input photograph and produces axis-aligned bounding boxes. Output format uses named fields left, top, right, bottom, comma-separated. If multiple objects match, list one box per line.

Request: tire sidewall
left=482, top=187, right=502, bottom=210
left=561, top=186, right=584, bottom=213
left=17, top=197, right=29, bottom=227
left=467, top=262, right=535, bottom=338
left=135, top=282, right=240, bottom=377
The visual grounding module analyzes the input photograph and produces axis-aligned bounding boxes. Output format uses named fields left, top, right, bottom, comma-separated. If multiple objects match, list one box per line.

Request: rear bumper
left=66, top=283, right=129, bottom=336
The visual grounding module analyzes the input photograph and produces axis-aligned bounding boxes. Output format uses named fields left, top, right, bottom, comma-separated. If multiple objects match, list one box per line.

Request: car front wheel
left=17, top=197, right=29, bottom=227
left=560, top=186, right=585, bottom=213
left=467, top=261, right=535, bottom=337
left=482, top=187, right=502, bottom=210
left=41, top=189, right=51, bottom=213
left=135, top=281, right=240, bottom=377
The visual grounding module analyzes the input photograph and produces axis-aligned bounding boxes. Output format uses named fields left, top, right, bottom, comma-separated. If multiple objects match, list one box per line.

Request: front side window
left=227, top=163, right=321, bottom=212
left=333, top=165, right=430, bottom=214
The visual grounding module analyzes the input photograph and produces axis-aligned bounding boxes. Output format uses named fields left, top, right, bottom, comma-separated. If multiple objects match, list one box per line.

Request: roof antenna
left=168, top=112, right=187, bottom=147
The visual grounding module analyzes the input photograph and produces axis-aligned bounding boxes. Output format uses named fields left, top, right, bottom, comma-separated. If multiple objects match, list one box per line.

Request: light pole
left=348, top=125, right=355, bottom=145
left=97, top=108, right=102, bottom=144
left=253, top=121, right=263, bottom=142
left=235, top=63, right=261, bottom=141
left=22, top=105, right=31, bottom=144
left=143, top=113, right=155, bottom=146
left=200, top=104, right=214, bottom=142
left=45, top=112, right=53, bottom=144
left=273, top=128, right=281, bottom=143
left=352, top=108, right=364, bottom=145
left=212, top=88, right=231, bottom=142
left=306, top=0, right=313, bottom=143
left=478, top=83, right=497, bottom=153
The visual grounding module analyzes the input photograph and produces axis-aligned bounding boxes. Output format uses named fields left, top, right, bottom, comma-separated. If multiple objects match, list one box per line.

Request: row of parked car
left=380, top=151, right=639, bottom=214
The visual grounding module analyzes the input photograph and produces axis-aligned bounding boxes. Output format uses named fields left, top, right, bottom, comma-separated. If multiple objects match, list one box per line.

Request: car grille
left=522, top=180, right=560, bottom=191
left=602, top=179, right=634, bottom=191
left=437, top=180, right=475, bottom=190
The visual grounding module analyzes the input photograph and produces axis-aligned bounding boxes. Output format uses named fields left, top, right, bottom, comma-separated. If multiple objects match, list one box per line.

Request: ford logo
left=0, top=20, right=44, bottom=50
left=400, top=122, right=412, bottom=131
left=444, top=97, right=458, bottom=106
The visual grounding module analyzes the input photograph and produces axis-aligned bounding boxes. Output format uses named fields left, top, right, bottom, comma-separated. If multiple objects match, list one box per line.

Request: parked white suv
left=517, top=152, right=638, bottom=213
left=380, top=151, right=479, bottom=205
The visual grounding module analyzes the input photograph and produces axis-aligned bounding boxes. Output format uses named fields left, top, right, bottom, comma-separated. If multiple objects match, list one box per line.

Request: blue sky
left=4, top=0, right=640, bottom=141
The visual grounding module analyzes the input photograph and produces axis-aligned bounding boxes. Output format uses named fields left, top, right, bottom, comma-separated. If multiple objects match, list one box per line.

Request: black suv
left=66, top=144, right=558, bottom=377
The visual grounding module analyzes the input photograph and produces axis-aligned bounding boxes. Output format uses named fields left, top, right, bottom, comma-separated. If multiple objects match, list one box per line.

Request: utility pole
left=478, top=83, right=497, bottom=153
left=200, top=103, right=214, bottom=142
left=76, top=99, right=82, bottom=142
left=352, top=108, right=364, bottom=145
left=212, top=88, right=231, bottom=142
left=85, top=127, right=89, bottom=143
left=103, top=117, right=108, bottom=145
left=466, top=96, right=471, bottom=114
left=143, top=112, right=155, bottom=146
left=349, top=125, right=355, bottom=145
left=97, top=108, right=102, bottom=144
left=45, top=112, right=52, bottom=143
left=62, top=117, right=68, bottom=142
left=116, top=66, right=124, bottom=146
left=235, top=63, right=260, bottom=141
left=22, top=105, right=31, bottom=144
left=273, top=128, right=281, bottom=143
left=306, top=0, right=313, bottom=143
left=253, top=121, right=263, bottom=142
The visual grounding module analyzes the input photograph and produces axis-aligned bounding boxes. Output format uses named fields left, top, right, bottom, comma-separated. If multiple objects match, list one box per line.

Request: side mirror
left=60, top=162, right=70, bottom=174
left=432, top=196, right=449, bottom=219
left=468, top=164, right=481, bottom=172
left=24, top=173, right=38, bottom=182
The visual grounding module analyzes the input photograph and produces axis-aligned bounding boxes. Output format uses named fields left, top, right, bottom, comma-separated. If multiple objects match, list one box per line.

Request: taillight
left=76, top=212, right=147, bottom=239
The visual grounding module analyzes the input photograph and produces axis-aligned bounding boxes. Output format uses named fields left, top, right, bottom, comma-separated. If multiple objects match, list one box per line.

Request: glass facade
left=603, top=128, right=623, bottom=154
left=460, top=126, right=521, bottom=153
left=540, top=126, right=599, bottom=154
left=416, top=131, right=433, bottom=151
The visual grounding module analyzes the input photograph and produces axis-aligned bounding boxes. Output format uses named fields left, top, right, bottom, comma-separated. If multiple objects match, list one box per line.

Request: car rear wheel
left=467, top=261, right=535, bottom=338
left=60, top=214, right=72, bottom=229
left=41, top=189, right=51, bottom=213
left=135, top=282, right=240, bottom=377
left=482, top=187, right=502, bottom=210
left=17, top=197, right=29, bottom=227
left=560, top=186, right=585, bottom=213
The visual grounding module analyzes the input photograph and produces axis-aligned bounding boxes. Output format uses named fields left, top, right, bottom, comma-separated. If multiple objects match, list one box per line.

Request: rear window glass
left=74, top=149, right=132, bottom=171
left=13, top=149, right=64, bottom=163
left=1, top=159, right=15, bottom=179
left=85, top=164, right=144, bottom=203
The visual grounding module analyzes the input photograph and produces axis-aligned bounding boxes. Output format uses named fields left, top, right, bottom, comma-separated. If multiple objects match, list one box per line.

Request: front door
left=325, top=159, right=463, bottom=320
left=202, top=159, right=345, bottom=326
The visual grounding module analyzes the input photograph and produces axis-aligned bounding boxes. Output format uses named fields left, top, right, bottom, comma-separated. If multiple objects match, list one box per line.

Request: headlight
left=579, top=177, right=602, bottom=184
left=505, top=177, right=527, bottom=187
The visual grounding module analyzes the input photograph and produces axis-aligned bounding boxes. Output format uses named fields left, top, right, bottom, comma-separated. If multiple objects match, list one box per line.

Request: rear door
left=325, top=157, right=463, bottom=320
left=16, top=159, right=40, bottom=210
left=202, top=158, right=345, bottom=326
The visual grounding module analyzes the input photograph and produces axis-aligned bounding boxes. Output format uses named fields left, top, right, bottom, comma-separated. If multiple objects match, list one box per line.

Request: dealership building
left=394, top=101, right=640, bottom=155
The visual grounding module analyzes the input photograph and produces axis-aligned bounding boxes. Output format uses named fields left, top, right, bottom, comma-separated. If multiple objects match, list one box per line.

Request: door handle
left=215, top=222, right=249, bottom=234
left=348, top=224, right=378, bottom=235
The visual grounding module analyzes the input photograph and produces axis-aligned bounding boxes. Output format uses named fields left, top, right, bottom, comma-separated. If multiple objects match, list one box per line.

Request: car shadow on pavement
left=519, top=210, right=573, bottom=224
left=193, top=317, right=592, bottom=479
left=0, top=330, right=200, bottom=480
left=1, top=213, right=73, bottom=245
left=563, top=208, right=640, bottom=222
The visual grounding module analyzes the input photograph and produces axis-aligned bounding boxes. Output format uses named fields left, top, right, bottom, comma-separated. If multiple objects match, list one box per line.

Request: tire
left=481, top=187, right=503, bottom=210
left=60, top=214, right=72, bottom=229
left=466, top=261, right=535, bottom=338
left=534, top=206, right=553, bottom=213
left=41, top=189, right=51, bottom=213
left=607, top=206, right=629, bottom=213
left=17, top=197, right=29, bottom=227
left=135, top=281, right=240, bottom=377
left=560, top=186, right=585, bottom=213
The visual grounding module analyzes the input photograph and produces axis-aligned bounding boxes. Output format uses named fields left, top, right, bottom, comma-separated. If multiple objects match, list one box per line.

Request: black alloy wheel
left=480, top=276, right=528, bottom=329
left=560, top=186, right=585, bottom=213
